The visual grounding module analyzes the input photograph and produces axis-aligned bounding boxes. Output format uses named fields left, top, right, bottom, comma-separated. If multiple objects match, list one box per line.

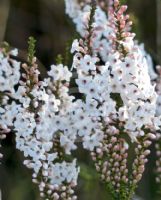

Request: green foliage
left=110, top=93, right=124, bottom=110
left=120, top=0, right=127, bottom=4
left=56, top=54, right=63, bottom=65
left=130, top=13, right=142, bottom=42
left=79, top=163, right=98, bottom=181
left=1, top=41, right=10, bottom=54
left=79, top=162, right=112, bottom=200
left=27, top=36, right=36, bottom=64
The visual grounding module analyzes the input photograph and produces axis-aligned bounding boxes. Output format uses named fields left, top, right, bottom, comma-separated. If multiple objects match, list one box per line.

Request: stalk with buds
left=0, top=0, right=161, bottom=199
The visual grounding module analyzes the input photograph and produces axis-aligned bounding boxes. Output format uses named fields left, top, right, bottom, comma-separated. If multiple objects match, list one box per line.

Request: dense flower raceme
left=0, top=49, right=80, bottom=199
left=64, top=0, right=114, bottom=55
left=153, top=65, right=161, bottom=188
left=67, top=0, right=159, bottom=150
left=0, top=48, right=20, bottom=160
left=65, top=0, right=157, bottom=79
left=65, top=0, right=113, bottom=62
left=68, top=0, right=161, bottom=199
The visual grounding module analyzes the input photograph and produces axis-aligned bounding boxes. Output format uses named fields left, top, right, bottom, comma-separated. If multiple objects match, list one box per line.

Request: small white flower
left=71, top=39, right=80, bottom=53
left=80, top=55, right=98, bottom=72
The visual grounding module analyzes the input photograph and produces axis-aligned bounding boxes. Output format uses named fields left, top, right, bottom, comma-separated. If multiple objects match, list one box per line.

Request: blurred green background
left=0, top=0, right=161, bottom=200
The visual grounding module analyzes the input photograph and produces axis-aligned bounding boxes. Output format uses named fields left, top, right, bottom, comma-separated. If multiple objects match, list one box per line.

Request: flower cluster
left=66, top=0, right=115, bottom=61
left=14, top=59, right=81, bottom=199
left=0, top=48, right=20, bottom=93
left=68, top=0, right=160, bottom=198
left=152, top=65, right=161, bottom=189
left=1, top=0, right=161, bottom=199
left=0, top=47, right=20, bottom=160
left=65, top=0, right=157, bottom=79
left=0, top=45, right=80, bottom=199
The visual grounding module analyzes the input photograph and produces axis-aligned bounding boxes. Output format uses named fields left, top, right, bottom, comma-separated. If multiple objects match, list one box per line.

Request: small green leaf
left=56, top=54, right=63, bottom=65
left=27, top=36, right=36, bottom=64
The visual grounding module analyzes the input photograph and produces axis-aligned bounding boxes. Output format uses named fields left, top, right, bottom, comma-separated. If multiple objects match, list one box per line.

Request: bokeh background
left=0, top=0, right=161, bottom=200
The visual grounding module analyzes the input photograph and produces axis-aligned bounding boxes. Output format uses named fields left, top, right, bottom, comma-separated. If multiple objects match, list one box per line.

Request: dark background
left=0, top=0, right=160, bottom=200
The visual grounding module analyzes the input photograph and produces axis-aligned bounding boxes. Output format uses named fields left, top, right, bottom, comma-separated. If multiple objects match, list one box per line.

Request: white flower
left=118, top=106, right=129, bottom=121
left=14, top=111, right=36, bottom=138
left=48, top=64, right=72, bottom=82
left=0, top=50, right=20, bottom=93
left=50, top=160, right=79, bottom=186
left=0, top=102, right=21, bottom=127
left=71, top=39, right=80, bottom=53
left=60, top=135, right=77, bottom=154
left=120, top=36, right=134, bottom=52
left=83, top=133, right=102, bottom=151
left=48, top=64, right=64, bottom=81
left=79, top=55, right=98, bottom=72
